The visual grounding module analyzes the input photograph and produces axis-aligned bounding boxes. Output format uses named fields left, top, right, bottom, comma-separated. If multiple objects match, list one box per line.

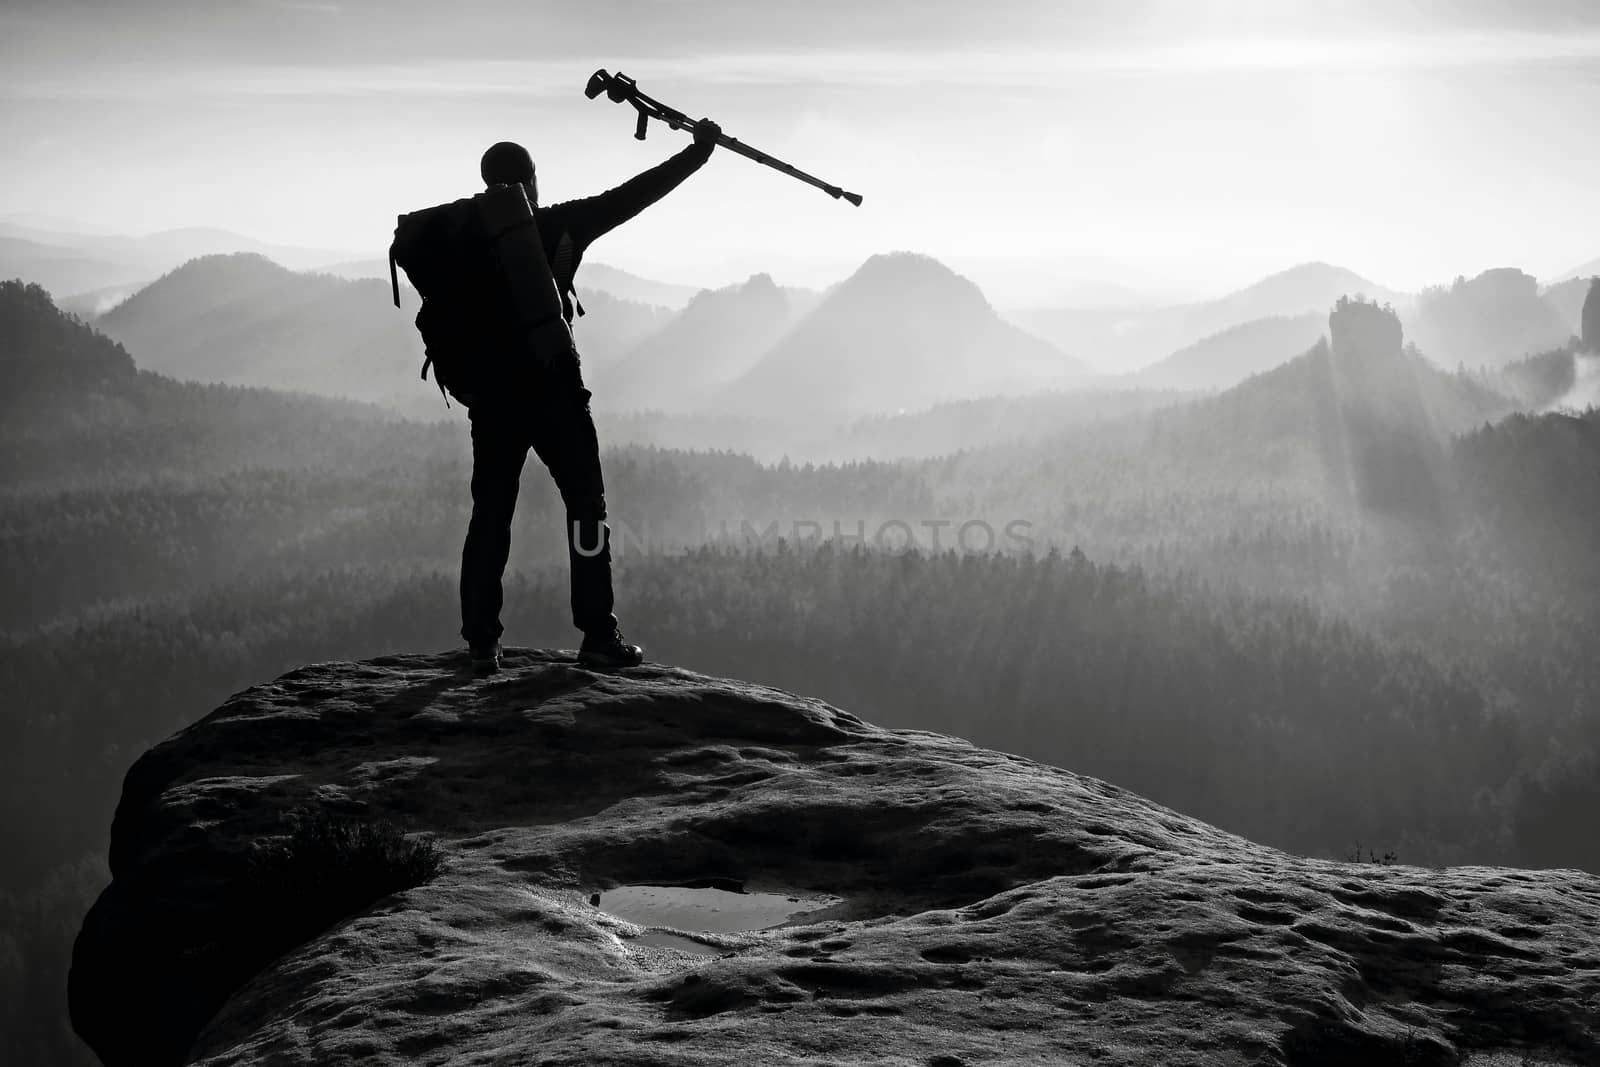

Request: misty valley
left=3, top=241, right=1599, bottom=1064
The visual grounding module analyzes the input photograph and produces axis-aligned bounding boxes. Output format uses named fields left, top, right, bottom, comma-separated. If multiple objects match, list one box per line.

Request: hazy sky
left=3, top=0, right=1599, bottom=298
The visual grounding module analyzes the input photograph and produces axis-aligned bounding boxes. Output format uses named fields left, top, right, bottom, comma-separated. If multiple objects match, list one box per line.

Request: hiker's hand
left=692, top=118, right=721, bottom=152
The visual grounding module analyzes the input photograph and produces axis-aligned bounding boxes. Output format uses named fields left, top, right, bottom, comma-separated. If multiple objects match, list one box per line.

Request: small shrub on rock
left=1345, top=840, right=1399, bottom=865
left=243, top=811, right=446, bottom=950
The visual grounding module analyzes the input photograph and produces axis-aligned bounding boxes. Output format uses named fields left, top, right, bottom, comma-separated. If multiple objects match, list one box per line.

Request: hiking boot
left=578, top=629, right=644, bottom=669
left=469, top=642, right=502, bottom=676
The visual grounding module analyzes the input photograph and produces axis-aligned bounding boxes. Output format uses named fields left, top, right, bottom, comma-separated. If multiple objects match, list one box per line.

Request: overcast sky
left=3, top=0, right=1599, bottom=297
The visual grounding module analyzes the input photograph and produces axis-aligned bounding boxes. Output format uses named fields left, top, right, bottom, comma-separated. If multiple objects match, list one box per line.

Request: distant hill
left=63, top=250, right=825, bottom=420
left=1197, top=299, right=1512, bottom=442
left=1150, top=298, right=1514, bottom=514
left=568, top=288, right=675, bottom=376
left=577, top=262, right=703, bottom=310
left=1552, top=255, right=1600, bottom=283
left=0, top=279, right=441, bottom=489
left=592, top=274, right=801, bottom=414
left=1404, top=268, right=1572, bottom=370
left=0, top=279, right=136, bottom=401
left=0, top=237, right=136, bottom=299
left=88, top=226, right=354, bottom=272
left=718, top=252, right=1085, bottom=418
left=1011, top=261, right=1402, bottom=373
left=312, top=258, right=392, bottom=281
left=97, top=253, right=439, bottom=417
left=979, top=298, right=1515, bottom=502
left=0, top=222, right=357, bottom=298
left=58, top=281, right=149, bottom=319
left=1180, top=262, right=1403, bottom=342
left=1133, top=312, right=1326, bottom=391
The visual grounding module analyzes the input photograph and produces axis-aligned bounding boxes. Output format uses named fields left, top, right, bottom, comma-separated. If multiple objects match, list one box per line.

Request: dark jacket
left=536, top=141, right=712, bottom=323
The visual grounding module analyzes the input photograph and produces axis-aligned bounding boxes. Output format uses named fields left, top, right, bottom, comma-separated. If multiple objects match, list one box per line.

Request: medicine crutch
left=584, top=69, right=864, bottom=207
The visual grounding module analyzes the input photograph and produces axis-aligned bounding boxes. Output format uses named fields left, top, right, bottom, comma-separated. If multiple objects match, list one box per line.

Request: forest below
left=2, top=279, right=1598, bottom=1064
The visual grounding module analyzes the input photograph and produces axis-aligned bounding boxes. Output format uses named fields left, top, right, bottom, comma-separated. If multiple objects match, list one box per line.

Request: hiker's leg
left=531, top=386, right=616, bottom=636
left=460, top=410, right=530, bottom=648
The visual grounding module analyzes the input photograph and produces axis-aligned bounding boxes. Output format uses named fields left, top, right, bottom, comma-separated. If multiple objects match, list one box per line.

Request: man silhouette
left=463, top=120, right=719, bottom=674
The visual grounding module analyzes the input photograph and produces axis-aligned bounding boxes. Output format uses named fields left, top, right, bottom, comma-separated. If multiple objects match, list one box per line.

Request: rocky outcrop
left=1407, top=268, right=1571, bottom=369
left=1325, top=297, right=1456, bottom=517
left=73, top=650, right=1600, bottom=1066
left=1329, top=294, right=1404, bottom=366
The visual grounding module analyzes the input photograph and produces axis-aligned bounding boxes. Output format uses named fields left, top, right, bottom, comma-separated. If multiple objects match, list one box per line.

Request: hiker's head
left=481, top=141, right=535, bottom=198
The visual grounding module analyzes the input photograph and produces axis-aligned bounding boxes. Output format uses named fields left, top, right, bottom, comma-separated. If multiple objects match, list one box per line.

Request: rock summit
left=72, top=650, right=1600, bottom=1065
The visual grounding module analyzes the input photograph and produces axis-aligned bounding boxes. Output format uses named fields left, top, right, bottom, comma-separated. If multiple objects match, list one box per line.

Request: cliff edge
left=72, top=649, right=1600, bottom=1065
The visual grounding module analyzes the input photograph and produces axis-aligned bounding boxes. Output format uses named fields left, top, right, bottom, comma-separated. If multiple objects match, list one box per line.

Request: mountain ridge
left=0, top=222, right=357, bottom=297
left=1010, top=260, right=1404, bottom=373
left=1, top=278, right=448, bottom=491
left=592, top=272, right=802, bottom=413
left=718, top=251, right=1085, bottom=417
left=85, top=249, right=1093, bottom=422
left=1180, top=261, right=1404, bottom=339
left=1405, top=267, right=1573, bottom=370
left=1132, top=312, right=1326, bottom=391
left=96, top=252, right=436, bottom=416
left=1148, top=299, right=1515, bottom=501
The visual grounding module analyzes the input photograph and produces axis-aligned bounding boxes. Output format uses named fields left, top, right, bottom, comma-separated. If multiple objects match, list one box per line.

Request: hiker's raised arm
left=566, top=119, right=718, bottom=246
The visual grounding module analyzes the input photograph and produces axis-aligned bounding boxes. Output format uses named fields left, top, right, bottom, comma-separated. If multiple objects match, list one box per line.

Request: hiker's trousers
left=459, top=378, right=616, bottom=647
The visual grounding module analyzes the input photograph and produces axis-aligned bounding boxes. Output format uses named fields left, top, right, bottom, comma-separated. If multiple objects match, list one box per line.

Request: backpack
left=389, top=184, right=574, bottom=407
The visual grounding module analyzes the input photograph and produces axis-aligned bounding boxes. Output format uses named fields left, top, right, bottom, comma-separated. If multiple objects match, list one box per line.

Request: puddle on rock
left=631, top=929, right=721, bottom=956
left=599, top=883, right=841, bottom=937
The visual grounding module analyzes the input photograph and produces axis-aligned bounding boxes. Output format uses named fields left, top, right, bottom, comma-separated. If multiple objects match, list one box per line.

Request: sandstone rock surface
left=72, top=650, right=1600, bottom=1065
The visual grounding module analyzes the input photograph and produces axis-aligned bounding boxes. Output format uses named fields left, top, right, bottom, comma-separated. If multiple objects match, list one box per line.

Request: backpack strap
left=389, top=244, right=402, bottom=308
left=550, top=230, right=585, bottom=319
left=419, top=354, right=450, bottom=408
